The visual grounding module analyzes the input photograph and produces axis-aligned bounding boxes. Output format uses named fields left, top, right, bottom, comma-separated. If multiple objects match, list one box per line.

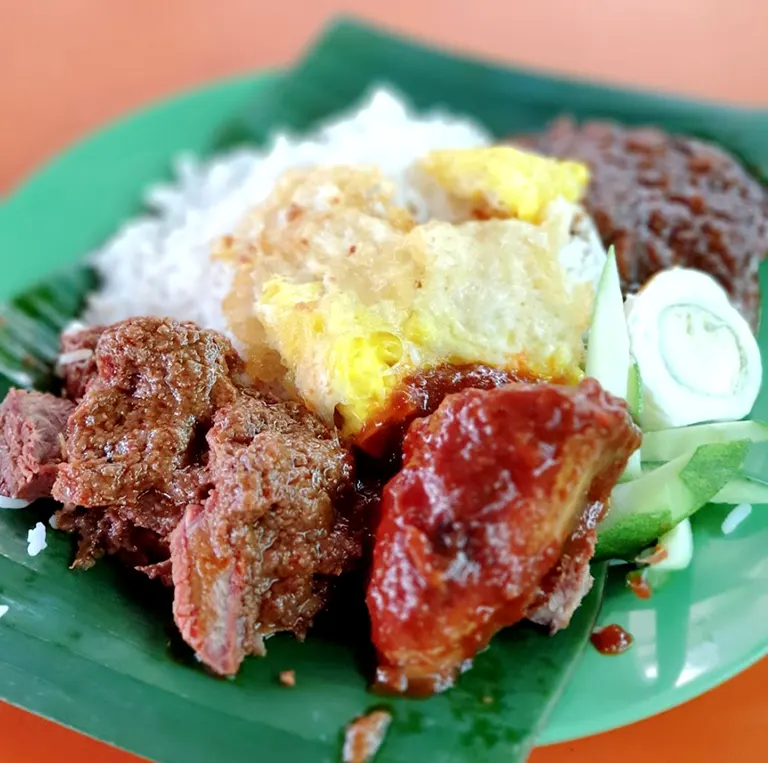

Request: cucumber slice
left=626, top=361, right=643, bottom=421
left=641, top=421, right=768, bottom=463
left=711, top=478, right=768, bottom=504
left=741, top=441, right=768, bottom=485
left=645, top=519, right=694, bottom=588
left=596, top=440, right=749, bottom=560
left=721, top=503, right=753, bottom=534
left=618, top=451, right=642, bottom=483
left=586, top=248, right=641, bottom=481
left=622, top=362, right=643, bottom=480
left=653, top=519, right=694, bottom=572
left=586, top=247, right=629, bottom=400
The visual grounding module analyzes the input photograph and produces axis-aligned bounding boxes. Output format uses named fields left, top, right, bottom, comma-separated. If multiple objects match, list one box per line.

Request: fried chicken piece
left=367, top=379, right=640, bottom=695
left=170, top=393, right=360, bottom=676
left=355, top=364, right=518, bottom=459
left=524, top=504, right=600, bottom=633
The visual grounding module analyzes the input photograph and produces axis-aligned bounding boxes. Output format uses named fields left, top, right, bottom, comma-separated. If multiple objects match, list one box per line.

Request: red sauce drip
left=626, top=570, right=652, bottom=599
left=591, top=624, right=634, bottom=655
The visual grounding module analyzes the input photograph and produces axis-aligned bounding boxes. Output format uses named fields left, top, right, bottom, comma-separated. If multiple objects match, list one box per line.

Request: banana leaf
left=222, top=17, right=768, bottom=179
left=0, top=237, right=607, bottom=763
left=0, top=267, right=96, bottom=399
left=0, top=489, right=607, bottom=763
left=0, top=30, right=609, bottom=758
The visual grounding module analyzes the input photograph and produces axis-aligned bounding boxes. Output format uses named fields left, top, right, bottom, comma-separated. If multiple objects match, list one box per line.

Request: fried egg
left=219, top=149, right=604, bottom=437
left=413, top=146, right=590, bottom=223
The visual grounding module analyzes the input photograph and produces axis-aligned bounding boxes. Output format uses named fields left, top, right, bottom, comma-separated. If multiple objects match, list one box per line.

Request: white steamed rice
left=83, top=90, right=490, bottom=331
left=27, top=522, right=47, bottom=556
left=721, top=503, right=752, bottom=535
left=0, top=496, right=31, bottom=509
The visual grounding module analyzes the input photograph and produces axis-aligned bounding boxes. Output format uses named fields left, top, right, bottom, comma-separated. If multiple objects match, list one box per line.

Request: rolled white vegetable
left=626, top=268, right=762, bottom=431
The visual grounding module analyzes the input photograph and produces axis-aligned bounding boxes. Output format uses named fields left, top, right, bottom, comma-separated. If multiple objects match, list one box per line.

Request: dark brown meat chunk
left=52, top=317, right=244, bottom=572
left=0, top=315, right=363, bottom=670
left=53, top=493, right=183, bottom=577
left=367, top=379, right=641, bottom=695
left=0, top=389, right=74, bottom=501
left=170, top=394, right=360, bottom=675
left=57, top=325, right=104, bottom=402
left=524, top=502, right=599, bottom=633
left=515, top=119, right=768, bottom=327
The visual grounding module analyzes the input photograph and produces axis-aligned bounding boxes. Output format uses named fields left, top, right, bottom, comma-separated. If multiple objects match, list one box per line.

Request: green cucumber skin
left=596, top=511, right=672, bottom=561
left=679, top=440, right=750, bottom=496
left=641, top=421, right=768, bottom=463
left=596, top=441, right=749, bottom=560
left=626, top=361, right=643, bottom=421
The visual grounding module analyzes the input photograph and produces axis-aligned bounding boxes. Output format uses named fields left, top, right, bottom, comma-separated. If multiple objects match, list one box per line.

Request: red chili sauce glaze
left=351, top=365, right=526, bottom=549
left=591, top=624, right=634, bottom=655
left=367, top=379, right=641, bottom=695
left=354, top=364, right=525, bottom=459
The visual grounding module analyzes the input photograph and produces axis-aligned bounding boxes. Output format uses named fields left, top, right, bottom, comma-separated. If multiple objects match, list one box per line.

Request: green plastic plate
left=1, top=16, right=767, bottom=761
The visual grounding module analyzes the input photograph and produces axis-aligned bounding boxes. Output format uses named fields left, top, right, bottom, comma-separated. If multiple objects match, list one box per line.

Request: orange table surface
left=2, top=1, right=768, bottom=761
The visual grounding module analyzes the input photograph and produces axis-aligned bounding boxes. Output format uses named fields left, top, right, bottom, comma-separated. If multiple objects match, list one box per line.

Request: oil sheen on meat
left=367, top=379, right=641, bottom=695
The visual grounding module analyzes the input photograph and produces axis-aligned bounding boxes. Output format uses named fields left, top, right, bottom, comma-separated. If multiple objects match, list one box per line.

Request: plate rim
left=543, top=634, right=768, bottom=744
left=2, top=67, right=767, bottom=751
